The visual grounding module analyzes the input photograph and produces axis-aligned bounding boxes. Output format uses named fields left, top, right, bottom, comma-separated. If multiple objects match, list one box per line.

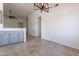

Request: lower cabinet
left=0, top=31, right=24, bottom=46
left=9, top=31, right=19, bottom=44
left=0, top=31, right=9, bottom=46
left=18, top=31, right=24, bottom=42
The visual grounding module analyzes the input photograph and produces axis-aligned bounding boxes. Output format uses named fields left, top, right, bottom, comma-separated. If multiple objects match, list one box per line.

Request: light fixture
left=8, top=9, right=17, bottom=19
left=34, top=3, right=49, bottom=13
left=34, top=3, right=59, bottom=13
left=9, top=10, right=15, bottom=18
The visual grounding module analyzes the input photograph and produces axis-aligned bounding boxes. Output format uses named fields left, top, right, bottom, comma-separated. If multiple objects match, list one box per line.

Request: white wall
left=0, top=3, right=3, bottom=11
left=28, top=3, right=79, bottom=49
left=0, top=3, right=3, bottom=28
left=3, top=16, right=27, bottom=28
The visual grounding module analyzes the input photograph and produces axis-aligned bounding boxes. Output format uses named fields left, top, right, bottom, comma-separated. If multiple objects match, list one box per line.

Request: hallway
left=0, top=36, right=79, bottom=56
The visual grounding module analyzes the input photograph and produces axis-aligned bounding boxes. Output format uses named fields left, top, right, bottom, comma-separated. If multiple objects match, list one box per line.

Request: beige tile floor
left=0, top=36, right=79, bottom=56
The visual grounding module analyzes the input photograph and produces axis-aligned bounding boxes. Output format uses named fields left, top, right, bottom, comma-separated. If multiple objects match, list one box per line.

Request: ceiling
left=3, top=3, right=34, bottom=19
left=3, top=3, right=57, bottom=19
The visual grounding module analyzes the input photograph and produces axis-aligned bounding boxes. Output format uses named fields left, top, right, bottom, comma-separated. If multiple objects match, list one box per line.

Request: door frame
left=38, top=16, right=41, bottom=38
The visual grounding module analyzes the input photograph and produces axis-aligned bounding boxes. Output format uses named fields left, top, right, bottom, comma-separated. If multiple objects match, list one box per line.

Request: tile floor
left=0, top=36, right=79, bottom=56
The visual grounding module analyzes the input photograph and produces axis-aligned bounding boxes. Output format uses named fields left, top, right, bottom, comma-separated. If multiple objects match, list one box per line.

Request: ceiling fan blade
left=54, top=3, right=59, bottom=7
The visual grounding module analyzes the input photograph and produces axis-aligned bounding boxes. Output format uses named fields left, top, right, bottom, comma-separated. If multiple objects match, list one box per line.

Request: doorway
left=38, top=16, right=41, bottom=38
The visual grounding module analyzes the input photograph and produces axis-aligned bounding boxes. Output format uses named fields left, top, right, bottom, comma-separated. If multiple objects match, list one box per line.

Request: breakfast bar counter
left=0, top=28, right=26, bottom=46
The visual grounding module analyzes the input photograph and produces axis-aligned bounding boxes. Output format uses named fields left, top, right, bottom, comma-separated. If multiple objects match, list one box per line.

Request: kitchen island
left=0, top=28, right=26, bottom=46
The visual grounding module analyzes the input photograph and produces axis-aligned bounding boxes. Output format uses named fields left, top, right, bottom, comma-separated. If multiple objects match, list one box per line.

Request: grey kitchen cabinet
left=18, top=31, right=24, bottom=42
left=0, top=31, right=9, bottom=46
left=9, top=31, right=19, bottom=44
left=0, top=30, right=24, bottom=46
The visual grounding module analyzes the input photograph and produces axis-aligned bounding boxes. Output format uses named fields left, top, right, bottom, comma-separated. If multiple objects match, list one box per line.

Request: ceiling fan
left=8, top=10, right=17, bottom=19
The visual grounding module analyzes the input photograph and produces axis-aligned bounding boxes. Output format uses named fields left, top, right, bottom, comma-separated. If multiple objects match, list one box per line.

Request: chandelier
left=34, top=3, right=59, bottom=13
left=34, top=3, right=49, bottom=13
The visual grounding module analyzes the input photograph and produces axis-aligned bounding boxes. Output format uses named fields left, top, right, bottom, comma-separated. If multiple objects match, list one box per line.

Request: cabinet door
left=0, top=31, right=9, bottom=46
left=18, top=31, right=24, bottom=42
left=9, top=31, right=19, bottom=44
